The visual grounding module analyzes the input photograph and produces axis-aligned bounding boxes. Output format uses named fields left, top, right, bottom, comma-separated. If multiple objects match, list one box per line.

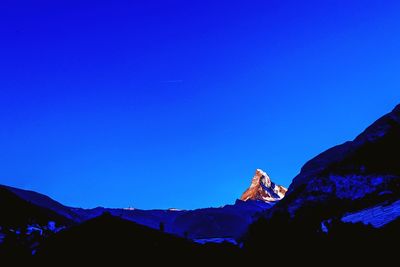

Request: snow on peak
left=240, top=169, right=287, bottom=203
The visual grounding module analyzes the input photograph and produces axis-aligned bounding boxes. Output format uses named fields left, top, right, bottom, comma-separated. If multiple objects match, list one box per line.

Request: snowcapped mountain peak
left=240, top=169, right=287, bottom=202
left=255, top=168, right=268, bottom=177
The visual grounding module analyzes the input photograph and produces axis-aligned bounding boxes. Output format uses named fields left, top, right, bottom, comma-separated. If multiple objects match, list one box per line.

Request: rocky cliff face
left=240, top=169, right=287, bottom=202
left=278, top=104, right=400, bottom=216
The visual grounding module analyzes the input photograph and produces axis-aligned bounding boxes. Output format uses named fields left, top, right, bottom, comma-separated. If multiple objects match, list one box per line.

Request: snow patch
left=371, top=177, right=383, bottom=186
left=321, top=220, right=331, bottom=233
left=193, top=237, right=238, bottom=245
left=341, top=200, right=400, bottom=228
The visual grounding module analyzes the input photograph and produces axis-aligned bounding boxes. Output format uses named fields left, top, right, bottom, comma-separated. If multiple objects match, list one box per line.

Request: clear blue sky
left=1, top=1, right=399, bottom=209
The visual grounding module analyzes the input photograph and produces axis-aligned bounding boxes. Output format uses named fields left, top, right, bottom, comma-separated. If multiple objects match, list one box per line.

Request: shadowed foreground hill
left=35, top=213, right=242, bottom=264
left=34, top=212, right=400, bottom=265
left=244, top=214, right=400, bottom=264
left=0, top=186, right=73, bottom=228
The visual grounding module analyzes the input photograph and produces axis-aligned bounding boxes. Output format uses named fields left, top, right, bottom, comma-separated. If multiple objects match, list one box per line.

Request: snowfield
left=341, top=199, right=400, bottom=227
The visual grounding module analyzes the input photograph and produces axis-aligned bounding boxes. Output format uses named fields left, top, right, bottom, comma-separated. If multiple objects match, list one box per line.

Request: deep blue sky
left=1, top=1, right=400, bottom=209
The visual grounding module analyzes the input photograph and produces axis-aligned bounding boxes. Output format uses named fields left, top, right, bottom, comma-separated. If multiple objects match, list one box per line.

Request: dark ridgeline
left=35, top=212, right=242, bottom=265
left=279, top=104, right=400, bottom=217
left=244, top=104, right=400, bottom=264
left=244, top=211, right=400, bottom=265
left=0, top=186, right=74, bottom=228
left=1, top=104, right=400, bottom=265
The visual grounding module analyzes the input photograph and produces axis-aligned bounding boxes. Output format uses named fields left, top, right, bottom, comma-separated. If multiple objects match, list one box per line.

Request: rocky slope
left=275, top=104, right=400, bottom=218
left=341, top=199, right=400, bottom=227
left=240, top=169, right=287, bottom=202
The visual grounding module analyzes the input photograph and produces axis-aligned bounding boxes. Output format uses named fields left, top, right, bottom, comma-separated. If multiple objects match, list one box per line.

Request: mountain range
left=0, top=168, right=282, bottom=241
left=1, top=104, right=399, bottom=264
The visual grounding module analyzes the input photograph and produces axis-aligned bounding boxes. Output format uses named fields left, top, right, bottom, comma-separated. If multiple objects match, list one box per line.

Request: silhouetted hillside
left=0, top=186, right=73, bottom=228
left=272, top=104, right=400, bottom=221
left=36, top=213, right=242, bottom=264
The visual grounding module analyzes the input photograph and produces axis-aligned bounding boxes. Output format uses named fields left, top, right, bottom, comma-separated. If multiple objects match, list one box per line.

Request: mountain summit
left=240, top=169, right=287, bottom=202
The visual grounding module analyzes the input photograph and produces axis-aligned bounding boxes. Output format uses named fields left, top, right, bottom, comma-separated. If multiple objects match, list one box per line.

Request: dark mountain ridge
left=275, top=104, right=400, bottom=218
left=1, top=104, right=400, bottom=264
